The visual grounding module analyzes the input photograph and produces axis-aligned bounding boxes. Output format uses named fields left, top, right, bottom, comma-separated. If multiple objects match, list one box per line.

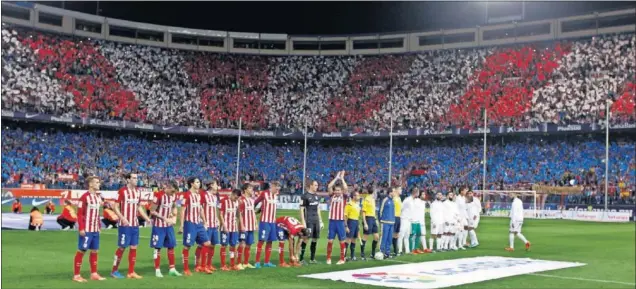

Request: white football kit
left=429, top=200, right=444, bottom=235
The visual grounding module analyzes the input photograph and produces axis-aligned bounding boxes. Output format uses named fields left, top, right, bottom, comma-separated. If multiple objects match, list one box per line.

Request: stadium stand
left=2, top=27, right=634, bottom=132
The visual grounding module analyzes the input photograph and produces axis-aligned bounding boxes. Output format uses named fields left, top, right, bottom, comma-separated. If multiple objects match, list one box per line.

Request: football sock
left=237, top=246, right=243, bottom=266
left=509, top=233, right=515, bottom=248
left=326, top=242, right=333, bottom=260
left=167, top=248, right=176, bottom=269
left=278, top=242, right=285, bottom=264
left=220, top=246, right=227, bottom=266
left=74, top=251, right=84, bottom=276
left=195, top=246, right=202, bottom=267
left=243, top=246, right=250, bottom=265
left=230, top=247, right=235, bottom=267
left=349, top=242, right=355, bottom=258
left=153, top=249, right=161, bottom=270
left=299, top=241, right=307, bottom=261
left=255, top=241, right=264, bottom=263
left=112, top=247, right=124, bottom=272
left=89, top=251, right=98, bottom=274
left=264, top=243, right=272, bottom=263
left=310, top=241, right=317, bottom=261
left=469, top=230, right=478, bottom=245
left=182, top=249, right=190, bottom=271
left=360, top=240, right=367, bottom=257
left=429, top=238, right=435, bottom=250
left=392, top=237, right=398, bottom=254
left=517, top=233, right=529, bottom=244
left=397, top=235, right=404, bottom=254
left=206, top=246, right=215, bottom=267
left=128, top=248, right=137, bottom=274
left=339, top=242, right=346, bottom=261
left=371, top=240, right=378, bottom=255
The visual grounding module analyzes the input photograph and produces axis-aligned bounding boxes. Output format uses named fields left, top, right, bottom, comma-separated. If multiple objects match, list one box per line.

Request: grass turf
left=1, top=209, right=634, bottom=289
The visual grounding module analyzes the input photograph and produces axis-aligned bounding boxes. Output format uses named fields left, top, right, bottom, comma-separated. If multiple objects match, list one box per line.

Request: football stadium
left=1, top=1, right=635, bottom=289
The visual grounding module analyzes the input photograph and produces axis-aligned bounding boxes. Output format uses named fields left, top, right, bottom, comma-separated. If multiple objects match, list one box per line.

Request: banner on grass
left=299, top=256, right=585, bottom=289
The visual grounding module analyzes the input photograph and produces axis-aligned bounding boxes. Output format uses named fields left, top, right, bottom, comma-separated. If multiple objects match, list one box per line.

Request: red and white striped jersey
left=117, top=186, right=141, bottom=227
left=201, top=191, right=219, bottom=228
left=239, top=196, right=257, bottom=232
left=329, top=194, right=346, bottom=221
left=152, top=192, right=176, bottom=228
left=220, top=197, right=239, bottom=232
left=181, top=191, right=203, bottom=224
left=77, top=192, right=102, bottom=232
left=276, top=216, right=305, bottom=235
left=254, top=191, right=277, bottom=223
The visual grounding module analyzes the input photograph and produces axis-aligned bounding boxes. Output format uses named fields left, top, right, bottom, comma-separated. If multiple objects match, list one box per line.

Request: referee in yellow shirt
left=360, top=188, right=379, bottom=260
left=392, top=190, right=403, bottom=256
left=344, top=190, right=361, bottom=261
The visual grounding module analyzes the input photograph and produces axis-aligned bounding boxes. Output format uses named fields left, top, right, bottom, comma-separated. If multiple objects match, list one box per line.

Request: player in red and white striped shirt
left=149, top=181, right=181, bottom=277
left=219, top=189, right=240, bottom=271
left=237, top=184, right=257, bottom=269
left=111, top=173, right=151, bottom=279
left=195, top=181, right=220, bottom=272
left=254, top=181, right=281, bottom=268
left=178, top=177, right=214, bottom=276
left=326, top=171, right=349, bottom=265
left=73, top=176, right=106, bottom=283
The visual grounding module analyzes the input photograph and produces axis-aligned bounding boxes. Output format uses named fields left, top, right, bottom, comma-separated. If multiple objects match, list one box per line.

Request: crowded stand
left=2, top=123, right=634, bottom=206
left=2, top=26, right=634, bottom=132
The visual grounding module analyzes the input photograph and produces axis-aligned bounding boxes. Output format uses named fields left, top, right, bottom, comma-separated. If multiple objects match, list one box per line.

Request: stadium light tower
left=604, top=99, right=609, bottom=211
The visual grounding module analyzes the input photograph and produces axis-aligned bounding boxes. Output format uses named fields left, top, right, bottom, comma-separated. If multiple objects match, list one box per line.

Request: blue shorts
left=346, top=220, right=359, bottom=239
left=183, top=221, right=210, bottom=247
left=221, top=231, right=239, bottom=247
left=394, top=217, right=401, bottom=234
left=118, top=226, right=140, bottom=248
left=363, top=217, right=379, bottom=234
left=207, top=227, right=220, bottom=245
left=240, top=231, right=255, bottom=245
left=276, top=227, right=289, bottom=241
left=150, top=226, right=176, bottom=249
left=328, top=220, right=346, bottom=241
left=258, top=222, right=278, bottom=242
left=78, top=232, right=100, bottom=251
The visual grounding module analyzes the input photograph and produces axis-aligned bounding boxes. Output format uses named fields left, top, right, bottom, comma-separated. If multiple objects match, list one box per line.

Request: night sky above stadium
left=30, top=1, right=636, bottom=35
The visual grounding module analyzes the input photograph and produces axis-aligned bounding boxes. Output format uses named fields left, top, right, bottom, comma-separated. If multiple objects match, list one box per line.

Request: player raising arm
left=149, top=181, right=182, bottom=277
left=179, top=177, right=214, bottom=276
left=275, top=216, right=309, bottom=266
left=326, top=171, right=349, bottom=265
left=72, top=176, right=106, bottom=283
left=111, top=173, right=151, bottom=279
left=506, top=192, right=531, bottom=252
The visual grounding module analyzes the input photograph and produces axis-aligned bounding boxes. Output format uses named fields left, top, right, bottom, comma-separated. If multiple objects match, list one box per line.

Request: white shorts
left=399, top=219, right=411, bottom=237
left=467, top=216, right=480, bottom=229
left=444, top=222, right=456, bottom=234
left=509, top=221, right=523, bottom=233
left=430, top=222, right=444, bottom=235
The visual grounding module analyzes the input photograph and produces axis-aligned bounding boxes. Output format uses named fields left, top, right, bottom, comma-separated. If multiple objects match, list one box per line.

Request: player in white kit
left=454, top=188, right=468, bottom=250
left=429, top=192, right=445, bottom=252
left=443, top=192, right=458, bottom=251
left=466, top=190, right=481, bottom=248
left=506, top=192, right=531, bottom=252
left=397, top=188, right=417, bottom=255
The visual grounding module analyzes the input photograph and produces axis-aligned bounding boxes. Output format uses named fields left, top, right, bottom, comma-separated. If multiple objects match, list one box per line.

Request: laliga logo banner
left=300, top=256, right=585, bottom=289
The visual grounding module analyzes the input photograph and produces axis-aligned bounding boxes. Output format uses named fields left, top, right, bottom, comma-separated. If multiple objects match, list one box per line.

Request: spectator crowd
left=2, top=26, right=634, bottom=132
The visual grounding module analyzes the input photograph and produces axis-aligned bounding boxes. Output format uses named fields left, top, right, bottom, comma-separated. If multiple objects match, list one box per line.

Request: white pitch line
left=529, top=274, right=636, bottom=286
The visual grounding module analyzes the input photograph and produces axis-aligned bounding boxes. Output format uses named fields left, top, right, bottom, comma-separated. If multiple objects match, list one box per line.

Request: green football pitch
left=1, top=209, right=634, bottom=289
